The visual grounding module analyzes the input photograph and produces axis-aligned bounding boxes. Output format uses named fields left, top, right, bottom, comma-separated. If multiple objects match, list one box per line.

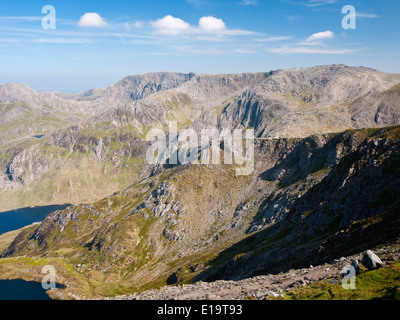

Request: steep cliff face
left=218, top=65, right=400, bottom=138
left=91, top=72, right=267, bottom=127
left=3, top=126, right=400, bottom=296
left=197, top=127, right=400, bottom=282
left=90, top=72, right=197, bottom=111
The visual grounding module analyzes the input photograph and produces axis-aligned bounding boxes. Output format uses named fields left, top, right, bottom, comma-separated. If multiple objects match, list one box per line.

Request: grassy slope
left=0, top=223, right=39, bottom=252
left=282, top=261, right=400, bottom=300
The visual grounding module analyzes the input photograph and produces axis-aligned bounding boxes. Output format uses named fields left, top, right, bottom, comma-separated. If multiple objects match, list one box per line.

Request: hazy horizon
left=0, top=0, right=399, bottom=92
left=1, top=63, right=398, bottom=94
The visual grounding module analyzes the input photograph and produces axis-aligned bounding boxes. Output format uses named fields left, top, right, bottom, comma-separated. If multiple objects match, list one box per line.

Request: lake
left=0, top=204, right=71, bottom=235
left=0, top=279, right=52, bottom=300
left=0, top=204, right=71, bottom=300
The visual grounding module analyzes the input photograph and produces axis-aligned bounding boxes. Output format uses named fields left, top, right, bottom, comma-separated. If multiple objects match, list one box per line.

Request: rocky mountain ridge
left=1, top=64, right=400, bottom=211
left=0, top=65, right=399, bottom=299
left=217, top=65, right=400, bottom=138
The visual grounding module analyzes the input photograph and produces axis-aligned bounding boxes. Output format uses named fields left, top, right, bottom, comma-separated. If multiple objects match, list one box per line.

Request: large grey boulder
left=361, top=250, right=384, bottom=270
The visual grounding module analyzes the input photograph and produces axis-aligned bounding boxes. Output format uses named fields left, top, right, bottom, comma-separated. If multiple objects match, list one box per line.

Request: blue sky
left=0, top=0, right=399, bottom=92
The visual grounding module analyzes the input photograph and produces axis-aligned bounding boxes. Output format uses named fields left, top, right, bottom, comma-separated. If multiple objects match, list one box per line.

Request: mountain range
left=0, top=64, right=399, bottom=299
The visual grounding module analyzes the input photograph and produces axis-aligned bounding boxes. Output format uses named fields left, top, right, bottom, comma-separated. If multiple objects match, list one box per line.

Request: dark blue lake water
left=0, top=204, right=71, bottom=300
left=0, top=204, right=71, bottom=235
left=0, top=279, right=52, bottom=300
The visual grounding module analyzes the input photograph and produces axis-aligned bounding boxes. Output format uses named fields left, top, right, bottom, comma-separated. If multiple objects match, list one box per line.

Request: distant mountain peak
left=94, top=71, right=197, bottom=107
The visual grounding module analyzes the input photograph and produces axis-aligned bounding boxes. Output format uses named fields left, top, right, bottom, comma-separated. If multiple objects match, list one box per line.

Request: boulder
left=361, top=250, right=384, bottom=269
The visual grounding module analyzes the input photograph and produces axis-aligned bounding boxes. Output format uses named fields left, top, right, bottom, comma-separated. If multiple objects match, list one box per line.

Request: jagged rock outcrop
left=89, top=72, right=196, bottom=111
left=91, top=72, right=267, bottom=126
left=218, top=65, right=400, bottom=138
left=4, top=147, right=49, bottom=187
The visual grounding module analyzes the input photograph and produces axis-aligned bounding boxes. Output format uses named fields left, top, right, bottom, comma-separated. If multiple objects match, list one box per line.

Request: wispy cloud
left=254, top=36, right=293, bottom=42
left=0, top=16, right=41, bottom=21
left=32, top=38, right=92, bottom=44
left=0, top=11, right=259, bottom=53
left=357, top=12, right=379, bottom=19
left=235, top=48, right=257, bottom=54
left=285, top=0, right=337, bottom=7
left=221, top=29, right=259, bottom=36
left=268, top=30, right=356, bottom=55
left=305, top=0, right=337, bottom=6
left=2, top=11, right=357, bottom=58
left=268, top=46, right=356, bottom=54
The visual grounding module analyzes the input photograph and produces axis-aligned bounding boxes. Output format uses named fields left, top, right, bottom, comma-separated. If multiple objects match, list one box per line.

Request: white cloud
left=302, top=0, right=337, bottom=7
left=235, top=48, right=257, bottom=54
left=0, top=16, right=41, bottom=21
left=150, top=14, right=257, bottom=38
left=32, top=38, right=92, bottom=44
left=78, top=13, right=108, bottom=28
left=306, top=30, right=334, bottom=42
left=199, top=16, right=226, bottom=32
left=268, top=46, right=355, bottom=54
left=297, top=40, right=325, bottom=46
left=254, top=36, right=292, bottom=42
left=284, top=0, right=337, bottom=7
left=220, top=29, right=258, bottom=36
left=152, top=15, right=190, bottom=35
left=267, top=30, right=357, bottom=55
left=357, top=13, right=379, bottom=19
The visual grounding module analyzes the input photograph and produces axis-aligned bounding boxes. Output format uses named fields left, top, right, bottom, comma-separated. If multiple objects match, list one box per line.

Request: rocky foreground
left=107, top=241, right=400, bottom=300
